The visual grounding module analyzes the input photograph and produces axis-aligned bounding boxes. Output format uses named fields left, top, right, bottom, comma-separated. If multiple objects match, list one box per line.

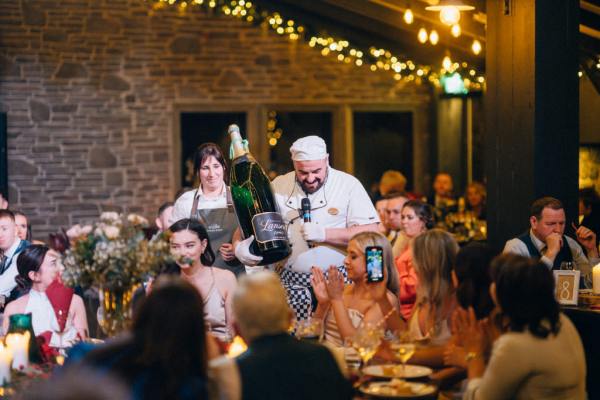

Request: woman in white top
left=408, top=229, right=458, bottom=367
left=455, top=254, right=586, bottom=400
left=172, top=143, right=243, bottom=276
left=169, top=218, right=237, bottom=342
left=311, top=231, right=401, bottom=346
left=3, top=245, right=88, bottom=345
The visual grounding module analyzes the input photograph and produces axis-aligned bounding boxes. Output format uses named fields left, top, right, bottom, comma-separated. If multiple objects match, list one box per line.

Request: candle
left=0, top=344, right=11, bottom=385
left=6, top=332, right=30, bottom=371
left=227, top=336, right=248, bottom=358
left=55, top=355, right=65, bottom=366
left=593, top=263, right=600, bottom=295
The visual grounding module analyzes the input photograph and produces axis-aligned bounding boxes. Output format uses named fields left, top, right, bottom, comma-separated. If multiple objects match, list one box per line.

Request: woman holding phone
left=311, top=232, right=402, bottom=346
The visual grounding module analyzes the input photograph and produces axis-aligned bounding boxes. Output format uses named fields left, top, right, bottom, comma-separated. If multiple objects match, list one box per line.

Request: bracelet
left=464, top=351, right=480, bottom=362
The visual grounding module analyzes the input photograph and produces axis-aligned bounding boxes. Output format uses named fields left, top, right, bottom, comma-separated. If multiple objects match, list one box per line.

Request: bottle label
left=251, top=212, right=288, bottom=244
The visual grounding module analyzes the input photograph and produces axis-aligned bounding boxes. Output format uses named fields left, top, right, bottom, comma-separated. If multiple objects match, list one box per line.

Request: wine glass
left=349, top=322, right=383, bottom=368
left=390, top=331, right=415, bottom=375
left=294, top=318, right=323, bottom=342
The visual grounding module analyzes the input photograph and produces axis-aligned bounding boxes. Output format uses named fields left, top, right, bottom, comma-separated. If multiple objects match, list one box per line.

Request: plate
left=360, top=380, right=437, bottom=398
left=362, top=364, right=433, bottom=379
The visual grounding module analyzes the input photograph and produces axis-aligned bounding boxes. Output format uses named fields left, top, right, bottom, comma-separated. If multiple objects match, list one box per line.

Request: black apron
left=190, top=187, right=244, bottom=277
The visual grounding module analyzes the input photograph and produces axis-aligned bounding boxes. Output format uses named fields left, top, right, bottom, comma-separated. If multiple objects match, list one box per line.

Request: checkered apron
left=280, top=265, right=351, bottom=321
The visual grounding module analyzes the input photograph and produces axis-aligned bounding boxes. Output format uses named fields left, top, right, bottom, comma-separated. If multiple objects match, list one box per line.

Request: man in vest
left=0, top=209, right=31, bottom=308
left=503, top=197, right=599, bottom=287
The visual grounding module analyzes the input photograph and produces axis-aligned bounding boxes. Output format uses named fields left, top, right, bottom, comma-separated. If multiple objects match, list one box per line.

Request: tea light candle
left=593, top=263, right=600, bottom=294
left=6, top=332, right=30, bottom=371
left=227, top=336, right=247, bottom=358
left=0, top=344, right=12, bottom=385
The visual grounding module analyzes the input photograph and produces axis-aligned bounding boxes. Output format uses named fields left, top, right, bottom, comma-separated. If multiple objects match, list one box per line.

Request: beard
left=300, top=178, right=325, bottom=194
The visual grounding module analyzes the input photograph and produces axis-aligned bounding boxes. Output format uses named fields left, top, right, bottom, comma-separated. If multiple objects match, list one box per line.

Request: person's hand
left=443, top=343, right=467, bottom=368
left=0, top=194, right=7, bottom=210
left=219, top=243, right=236, bottom=262
left=452, top=307, right=485, bottom=355
left=310, top=267, right=330, bottom=304
left=545, top=232, right=563, bottom=260
left=234, top=235, right=263, bottom=266
left=301, top=221, right=326, bottom=243
left=325, top=265, right=345, bottom=300
left=574, top=223, right=599, bottom=257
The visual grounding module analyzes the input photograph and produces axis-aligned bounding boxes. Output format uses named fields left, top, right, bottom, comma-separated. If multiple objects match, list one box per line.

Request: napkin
left=45, top=279, right=74, bottom=332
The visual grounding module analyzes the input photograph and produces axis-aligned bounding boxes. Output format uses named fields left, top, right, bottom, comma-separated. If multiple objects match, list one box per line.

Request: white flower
left=100, top=212, right=120, bottom=222
left=66, top=224, right=83, bottom=239
left=127, top=213, right=149, bottom=226
left=103, top=225, right=120, bottom=239
left=81, top=225, right=93, bottom=235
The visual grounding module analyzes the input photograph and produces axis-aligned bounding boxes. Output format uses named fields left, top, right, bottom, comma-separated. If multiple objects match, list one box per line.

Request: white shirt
left=25, top=289, right=79, bottom=347
left=503, top=230, right=596, bottom=287
left=172, top=185, right=228, bottom=222
left=271, top=167, right=379, bottom=273
left=0, top=238, right=23, bottom=297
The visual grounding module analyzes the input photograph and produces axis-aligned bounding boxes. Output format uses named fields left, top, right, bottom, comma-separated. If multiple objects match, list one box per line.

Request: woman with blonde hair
left=465, top=181, right=486, bottom=220
left=311, top=231, right=402, bottom=346
left=408, top=229, right=459, bottom=367
left=379, top=170, right=407, bottom=197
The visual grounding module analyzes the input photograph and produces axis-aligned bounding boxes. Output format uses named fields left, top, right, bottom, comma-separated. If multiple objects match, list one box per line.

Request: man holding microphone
left=235, top=136, right=379, bottom=319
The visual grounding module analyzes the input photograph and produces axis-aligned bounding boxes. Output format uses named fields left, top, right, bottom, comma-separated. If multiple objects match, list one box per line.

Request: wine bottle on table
left=228, top=124, right=291, bottom=265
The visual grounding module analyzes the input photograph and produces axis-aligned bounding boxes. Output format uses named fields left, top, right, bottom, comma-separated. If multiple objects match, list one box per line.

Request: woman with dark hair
left=2, top=245, right=88, bottom=345
left=394, top=200, right=434, bottom=319
left=82, top=276, right=234, bottom=400
left=455, top=254, right=586, bottom=399
left=169, top=218, right=237, bottom=341
left=172, top=143, right=243, bottom=276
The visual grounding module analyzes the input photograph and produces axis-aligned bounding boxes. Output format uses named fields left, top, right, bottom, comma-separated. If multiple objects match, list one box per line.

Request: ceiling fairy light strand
left=149, top=0, right=485, bottom=91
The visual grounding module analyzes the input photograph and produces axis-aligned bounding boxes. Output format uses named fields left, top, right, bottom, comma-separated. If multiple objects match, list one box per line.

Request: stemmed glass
left=348, top=322, right=383, bottom=368
left=390, top=331, right=416, bottom=376
left=54, top=309, right=71, bottom=353
left=294, top=318, right=323, bottom=342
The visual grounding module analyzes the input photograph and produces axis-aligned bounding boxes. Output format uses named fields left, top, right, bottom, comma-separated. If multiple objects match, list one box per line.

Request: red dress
left=395, top=246, right=418, bottom=320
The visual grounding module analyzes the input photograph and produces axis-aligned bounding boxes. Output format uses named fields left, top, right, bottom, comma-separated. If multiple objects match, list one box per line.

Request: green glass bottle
left=228, top=124, right=291, bottom=265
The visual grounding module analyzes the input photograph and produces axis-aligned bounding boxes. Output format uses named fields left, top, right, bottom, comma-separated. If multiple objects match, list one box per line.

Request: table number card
left=553, top=270, right=580, bottom=306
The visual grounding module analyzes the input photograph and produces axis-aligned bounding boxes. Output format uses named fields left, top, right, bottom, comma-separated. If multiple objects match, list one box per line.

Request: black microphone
left=301, top=197, right=311, bottom=223
left=301, top=198, right=313, bottom=248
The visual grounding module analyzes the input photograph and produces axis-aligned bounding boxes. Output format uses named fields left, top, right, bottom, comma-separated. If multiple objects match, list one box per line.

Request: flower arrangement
left=61, top=212, right=172, bottom=290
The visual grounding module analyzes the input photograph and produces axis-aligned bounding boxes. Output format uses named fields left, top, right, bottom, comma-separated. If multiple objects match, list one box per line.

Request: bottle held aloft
left=228, top=124, right=291, bottom=265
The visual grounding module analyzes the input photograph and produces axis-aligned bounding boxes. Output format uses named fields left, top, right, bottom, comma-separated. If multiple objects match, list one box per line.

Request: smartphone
left=366, top=246, right=384, bottom=283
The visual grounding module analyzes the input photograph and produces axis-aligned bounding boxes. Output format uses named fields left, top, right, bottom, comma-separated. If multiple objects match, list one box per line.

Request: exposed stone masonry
left=0, top=0, right=431, bottom=239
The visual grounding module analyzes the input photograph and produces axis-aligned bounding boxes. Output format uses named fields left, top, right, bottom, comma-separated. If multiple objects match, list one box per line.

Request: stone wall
left=0, top=0, right=431, bottom=239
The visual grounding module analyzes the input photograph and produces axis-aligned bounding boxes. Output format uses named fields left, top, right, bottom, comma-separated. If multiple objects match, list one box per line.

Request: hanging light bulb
left=471, top=39, right=482, bottom=55
left=426, top=1, right=475, bottom=26
left=442, top=56, right=452, bottom=71
left=451, top=24, right=461, bottom=37
left=404, top=8, right=414, bottom=24
left=418, top=28, right=428, bottom=43
left=429, top=29, right=439, bottom=45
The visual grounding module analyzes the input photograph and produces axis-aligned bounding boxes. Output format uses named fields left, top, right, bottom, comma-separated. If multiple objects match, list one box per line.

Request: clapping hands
left=310, top=265, right=345, bottom=303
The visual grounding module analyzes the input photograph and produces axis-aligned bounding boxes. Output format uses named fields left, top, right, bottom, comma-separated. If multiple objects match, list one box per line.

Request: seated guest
left=0, top=209, right=30, bottom=307
left=2, top=245, right=88, bottom=344
left=375, top=197, right=388, bottom=235
left=465, top=182, right=487, bottom=220
left=231, top=271, right=352, bottom=400
left=395, top=200, right=434, bottom=319
left=427, top=172, right=457, bottom=221
left=82, top=276, right=234, bottom=400
left=154, top=201, right=174, bottom=233
left=384, top=192, right=409, bottom=258
left=503, top=197, right=598, bottom=287
left=169, top=218, right=237, bottom=341
left=579, top=187, right=600, bottom=237
left=409, top=229, right=459, bottom=367
left=379, top=170, right=408, bottom=197
left=456, top=254, right=586, bottom=399
left=312, top=232, right=401, bottom=346
left=13, top=210, right=32, bottom=242
left=444, top=243, right=497, bottom=368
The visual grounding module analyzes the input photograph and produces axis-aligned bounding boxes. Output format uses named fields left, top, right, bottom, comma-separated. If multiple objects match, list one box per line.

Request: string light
left=403, top=8, right=414, bottom=24
left=429, top=30, right=439, bottom=45
left=451, top=24, right=461, bottom=37
left=471, top=39, right=482, bottom=55
left=418, top=28, right=428, bottom=43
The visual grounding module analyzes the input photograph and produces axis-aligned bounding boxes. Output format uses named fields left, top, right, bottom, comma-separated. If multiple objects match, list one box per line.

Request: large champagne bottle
left=228, top=124, right=291, bottom=265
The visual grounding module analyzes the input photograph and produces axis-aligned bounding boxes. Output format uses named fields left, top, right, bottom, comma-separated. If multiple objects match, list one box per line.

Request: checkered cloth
left=281, top=265, right=351, bottom=321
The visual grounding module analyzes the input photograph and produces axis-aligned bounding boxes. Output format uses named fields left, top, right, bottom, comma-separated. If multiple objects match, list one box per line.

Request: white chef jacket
left=272, top=166, right=379, bottom=273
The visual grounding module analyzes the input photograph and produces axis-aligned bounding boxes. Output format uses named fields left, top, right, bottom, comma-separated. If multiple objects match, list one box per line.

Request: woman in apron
left=172, top=143, right=244, bottom=277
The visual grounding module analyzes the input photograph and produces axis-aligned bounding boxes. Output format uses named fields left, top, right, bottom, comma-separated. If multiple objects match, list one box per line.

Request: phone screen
left=366, top=246, right=384, bottom=283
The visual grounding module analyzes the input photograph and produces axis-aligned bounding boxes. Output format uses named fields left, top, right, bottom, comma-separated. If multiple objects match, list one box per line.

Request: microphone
left=301, top=198, right=311, bottom=223
left=301, top=198, right=313, bottom=248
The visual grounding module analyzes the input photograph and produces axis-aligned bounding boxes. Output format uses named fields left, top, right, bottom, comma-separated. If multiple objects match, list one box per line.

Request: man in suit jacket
left=232, top=271, right=352, bottom=400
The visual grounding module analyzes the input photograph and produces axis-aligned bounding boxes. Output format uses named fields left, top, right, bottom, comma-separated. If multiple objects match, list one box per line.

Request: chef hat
left=290, top=136, right=328, bottom=161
